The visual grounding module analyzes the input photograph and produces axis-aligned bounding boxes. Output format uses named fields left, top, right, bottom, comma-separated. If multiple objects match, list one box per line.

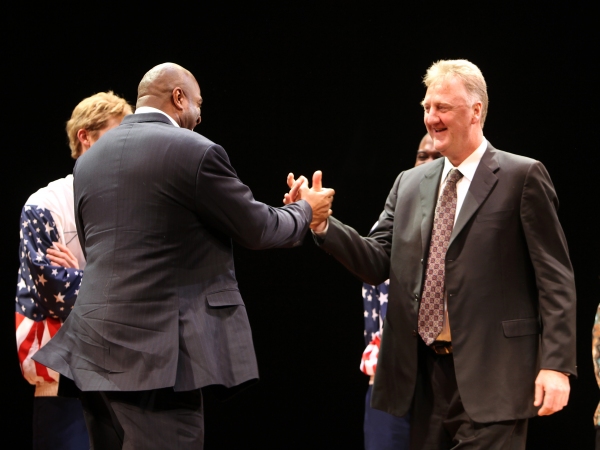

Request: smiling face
left=422, top=76, right=483, bottom=166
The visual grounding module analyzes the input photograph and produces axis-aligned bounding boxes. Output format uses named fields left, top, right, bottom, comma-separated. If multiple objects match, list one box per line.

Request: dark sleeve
left=194, top=145, right=312, bottom=249
left=315, top=173, right=402, bottom=286
left=520, top=161, right=577, bottom=376
left=73, top=160, right=86, bottom=259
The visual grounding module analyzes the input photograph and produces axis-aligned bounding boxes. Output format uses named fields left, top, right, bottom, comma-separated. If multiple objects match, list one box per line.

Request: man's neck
left=446, top=135, right=484, bottom=167
left=446, top=137, right=486, bottom=168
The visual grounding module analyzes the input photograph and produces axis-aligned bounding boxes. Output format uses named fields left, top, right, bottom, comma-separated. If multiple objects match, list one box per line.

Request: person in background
left=15, top=91, right=132, bottom=449
left=592, top=303, right=600, bottom=449
left=361, top=133, right=440, bottom=450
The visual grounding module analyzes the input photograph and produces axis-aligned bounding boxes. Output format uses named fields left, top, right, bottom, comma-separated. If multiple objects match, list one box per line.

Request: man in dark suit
left=34, top=62, right=334, bottom=449
left=288, top=59, right=576, bottom=449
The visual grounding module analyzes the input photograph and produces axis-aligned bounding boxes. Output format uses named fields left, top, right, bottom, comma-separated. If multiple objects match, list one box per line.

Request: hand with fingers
left=534, top=369, right=570, bottom=416
left=46, top=242, right=80, bottom=269
left=283, top=170, right=334, bottom=231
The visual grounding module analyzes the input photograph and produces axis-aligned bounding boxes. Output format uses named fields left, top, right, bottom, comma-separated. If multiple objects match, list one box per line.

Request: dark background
left=3, top=2, right=597, bottom=449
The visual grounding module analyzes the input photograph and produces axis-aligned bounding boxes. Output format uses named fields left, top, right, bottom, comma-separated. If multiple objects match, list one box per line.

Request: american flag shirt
left=359, top=221, right=389, bottom=377
left=15, top=175, right=85, bottom=395
left=360, top=280, right=389, bottom=376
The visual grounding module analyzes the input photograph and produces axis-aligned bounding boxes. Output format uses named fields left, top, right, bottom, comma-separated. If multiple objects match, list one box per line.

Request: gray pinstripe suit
left=34, top=113, right=312, bottom=395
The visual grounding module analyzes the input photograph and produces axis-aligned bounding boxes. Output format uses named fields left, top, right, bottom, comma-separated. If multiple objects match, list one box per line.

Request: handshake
left=283, top=171, right=334, bottom=233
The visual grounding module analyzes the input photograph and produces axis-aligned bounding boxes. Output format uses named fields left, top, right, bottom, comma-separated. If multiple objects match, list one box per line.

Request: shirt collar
left=441, top=137, right=487, bottom=183
left=135, top=106, right=180, bottom=127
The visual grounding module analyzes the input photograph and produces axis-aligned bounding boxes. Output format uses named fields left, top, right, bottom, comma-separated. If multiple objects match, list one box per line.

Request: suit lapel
left=448, top=144, right=500, bottom=247
left=420, top=160, right=444, bottom=256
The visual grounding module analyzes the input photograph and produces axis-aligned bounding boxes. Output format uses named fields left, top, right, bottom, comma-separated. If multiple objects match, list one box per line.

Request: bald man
left=34, top=63, right=334, bottom=449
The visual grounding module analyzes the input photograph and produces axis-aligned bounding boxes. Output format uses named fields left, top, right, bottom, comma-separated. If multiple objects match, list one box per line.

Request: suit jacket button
left=412, top=330, right=417, bottom=337
left=414, top=294, right=419, bottom=301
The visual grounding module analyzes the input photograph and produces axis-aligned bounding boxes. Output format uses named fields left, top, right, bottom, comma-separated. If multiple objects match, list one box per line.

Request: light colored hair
left=66, top=91, right=133, bottom=158
left=423, top=59, right=488, bottom=128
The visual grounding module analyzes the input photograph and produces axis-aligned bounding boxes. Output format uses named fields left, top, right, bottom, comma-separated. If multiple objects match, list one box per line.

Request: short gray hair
left=423, top=59, right=488, bottom=128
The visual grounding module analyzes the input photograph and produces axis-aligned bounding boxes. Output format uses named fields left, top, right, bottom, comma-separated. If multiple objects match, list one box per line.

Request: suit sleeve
left=194, top=145, right=312, bottom=249
left=520, top=161, right=576, bottom=376
left=314, top=173, right=403, bottom=286
left=73, top=160, right=87, bottom=259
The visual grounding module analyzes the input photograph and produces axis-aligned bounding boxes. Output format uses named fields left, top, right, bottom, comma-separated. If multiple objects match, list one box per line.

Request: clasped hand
left=283, top=170, right=334, bottom=231
left=46, top=242, right=79, bottom=269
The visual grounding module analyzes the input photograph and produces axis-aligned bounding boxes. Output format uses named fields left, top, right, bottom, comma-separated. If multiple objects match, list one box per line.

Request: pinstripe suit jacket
left=34, top=113, right=312, bottom=392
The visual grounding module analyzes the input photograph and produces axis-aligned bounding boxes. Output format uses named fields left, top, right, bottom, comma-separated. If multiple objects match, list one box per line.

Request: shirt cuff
left=311, top=219, right=329, bottom=237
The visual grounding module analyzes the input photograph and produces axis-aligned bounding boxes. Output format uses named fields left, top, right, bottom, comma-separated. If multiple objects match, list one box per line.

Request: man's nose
left=425, top=110, right=439, bottom=125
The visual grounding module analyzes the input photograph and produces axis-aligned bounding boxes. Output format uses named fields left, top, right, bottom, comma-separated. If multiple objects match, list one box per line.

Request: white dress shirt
left=436, top=138, right=487, bottom=341
left=135, top=106, right=180, bottom=127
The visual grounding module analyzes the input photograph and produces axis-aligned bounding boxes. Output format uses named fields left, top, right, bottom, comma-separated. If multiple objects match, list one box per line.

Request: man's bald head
left=137, top=63, right=202, bottom=130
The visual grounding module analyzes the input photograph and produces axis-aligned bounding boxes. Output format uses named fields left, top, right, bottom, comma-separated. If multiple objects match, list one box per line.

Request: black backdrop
left=3, top=3, right=598, bottom=449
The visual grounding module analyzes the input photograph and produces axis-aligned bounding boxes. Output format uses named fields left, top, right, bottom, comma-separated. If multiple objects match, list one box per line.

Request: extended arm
left=195, top=145, right=332, bottom=249
left=312, top=173, right=403, bottom=286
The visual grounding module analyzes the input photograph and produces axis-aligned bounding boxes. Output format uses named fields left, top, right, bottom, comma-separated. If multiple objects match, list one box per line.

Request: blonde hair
left=423, top=59, right=488, bottom=128
left=66, top=91, right=133, bottom=158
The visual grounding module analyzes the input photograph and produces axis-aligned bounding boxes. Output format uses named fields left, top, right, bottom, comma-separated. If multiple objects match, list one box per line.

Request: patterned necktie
left=418, top=168, right=463, bottom=345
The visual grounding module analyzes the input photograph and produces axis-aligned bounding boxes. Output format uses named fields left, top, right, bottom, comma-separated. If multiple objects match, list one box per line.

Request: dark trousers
left=33, top=396, right=90, bottom=450
left=411, top=340, right=528, bottom=450
left=80, top=388, right=204, bottom=450
left=364, top=384, right=410, bottom=450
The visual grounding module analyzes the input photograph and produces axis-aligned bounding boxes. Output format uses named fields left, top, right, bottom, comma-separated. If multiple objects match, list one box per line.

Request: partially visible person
left=15, top=91, right=132, bottom=449
left=361, top=134, right=440, bottom=450
left=593, top=303, right=600, bottom=449
left=414, top=133, right=442, bottom=166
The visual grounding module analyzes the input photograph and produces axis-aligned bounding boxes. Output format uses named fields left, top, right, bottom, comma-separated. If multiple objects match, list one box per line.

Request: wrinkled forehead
left=424, top=76, right=469, bottom=103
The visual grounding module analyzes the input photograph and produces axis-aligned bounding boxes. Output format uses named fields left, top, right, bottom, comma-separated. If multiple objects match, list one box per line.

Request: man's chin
left=432, top=140, right=447, bottom=154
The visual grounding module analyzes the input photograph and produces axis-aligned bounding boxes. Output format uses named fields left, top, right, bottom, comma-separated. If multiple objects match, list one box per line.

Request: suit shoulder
left=492, top=147, right=539, bottom=167
left=151, top=126, right=218, bottom=150
left=400, top=157, right=444, bottom=182
left=176, top=128, right=218, bottom=148
left=121, top=119, right=219, bottom=150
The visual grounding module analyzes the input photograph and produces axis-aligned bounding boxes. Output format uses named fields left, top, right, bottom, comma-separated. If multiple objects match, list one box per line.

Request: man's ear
left=472, top=102, right=482, bottom=124
left=172, top=87, right=185, bottom=111
left=77, top=129, right=91, bottom=148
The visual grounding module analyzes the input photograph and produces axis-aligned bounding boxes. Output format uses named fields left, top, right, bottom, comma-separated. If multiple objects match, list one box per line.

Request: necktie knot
left=446, top=169, right=463, bottom=185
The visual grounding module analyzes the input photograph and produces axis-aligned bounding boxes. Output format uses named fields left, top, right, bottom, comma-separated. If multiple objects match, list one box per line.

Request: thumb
left=312, top=170, right=323, bottom=191
left=533, top=381, right=544, bottom=407
left=287, top=173, right=296, bottom=189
